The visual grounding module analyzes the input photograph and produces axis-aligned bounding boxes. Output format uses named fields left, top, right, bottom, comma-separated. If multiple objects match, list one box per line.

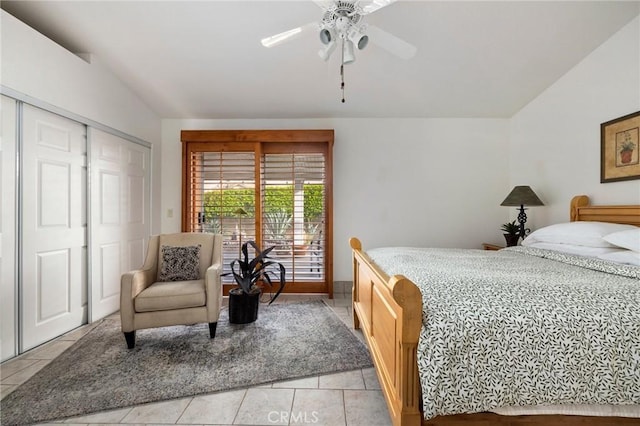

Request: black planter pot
left=503, top=234, right=520, bottom=247
left=228, top=289, right=261, bottom=324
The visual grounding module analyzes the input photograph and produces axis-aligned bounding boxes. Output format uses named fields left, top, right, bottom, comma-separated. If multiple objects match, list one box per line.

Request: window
left=181, top=130, right=333, bottom=295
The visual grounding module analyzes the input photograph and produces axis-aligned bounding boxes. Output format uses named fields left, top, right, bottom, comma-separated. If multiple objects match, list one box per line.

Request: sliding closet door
left=89, top=129, right=150, bottom=321
left=1, top=96, right=17, bottom=360
left=21, top=105, right=87, bottom=351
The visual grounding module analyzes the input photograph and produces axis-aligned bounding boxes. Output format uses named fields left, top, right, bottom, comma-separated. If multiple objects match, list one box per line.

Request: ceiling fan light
left=346, top=26, right=368, bottom=50
left=356, top=34, right=368, bottom=50
left=343, top=40, right=355, bottom=64
left=318, top=40, right=337, bottom=61
left=319, top=28, right=333, bottom=45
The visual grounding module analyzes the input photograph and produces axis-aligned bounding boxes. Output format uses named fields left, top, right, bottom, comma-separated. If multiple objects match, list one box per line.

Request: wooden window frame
left=181, top=129, right=334, bottom=297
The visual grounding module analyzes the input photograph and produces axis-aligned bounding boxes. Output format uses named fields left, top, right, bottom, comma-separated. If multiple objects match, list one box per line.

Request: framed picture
left=601, top=111, right=640, bottom=183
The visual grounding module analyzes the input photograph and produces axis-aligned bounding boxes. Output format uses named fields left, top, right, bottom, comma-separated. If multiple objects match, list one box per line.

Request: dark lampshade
left=500, top=186, right=544, bottom=207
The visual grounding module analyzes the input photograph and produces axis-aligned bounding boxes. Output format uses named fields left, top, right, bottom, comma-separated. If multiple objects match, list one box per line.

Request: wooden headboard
left=570, top=195, right=640, bottom=226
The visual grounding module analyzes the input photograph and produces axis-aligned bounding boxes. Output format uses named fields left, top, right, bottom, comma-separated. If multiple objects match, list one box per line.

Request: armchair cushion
left=158, top=244, right=201, bottom=282
left=135, top=280, right=206, bottom=312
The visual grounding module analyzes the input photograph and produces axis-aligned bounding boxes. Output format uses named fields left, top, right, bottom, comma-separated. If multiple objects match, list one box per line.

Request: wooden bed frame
left=350, top=195, right=640, bottom=426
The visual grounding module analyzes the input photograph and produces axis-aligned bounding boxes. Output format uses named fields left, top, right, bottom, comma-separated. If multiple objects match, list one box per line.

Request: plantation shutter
left=181, top=130, right=333, bottom=295
left=187, top=151, right=256, bottom=282
left=262, top=153, right=326, bottom=284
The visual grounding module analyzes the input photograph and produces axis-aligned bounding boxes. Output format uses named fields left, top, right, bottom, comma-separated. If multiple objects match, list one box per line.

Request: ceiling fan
left=261, top=0, right=417, bottom=102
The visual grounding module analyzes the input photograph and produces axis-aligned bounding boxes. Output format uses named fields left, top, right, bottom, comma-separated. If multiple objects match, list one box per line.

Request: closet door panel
left=91, top=130, right=123, bottom=321
left=21, top=105, right=87, bottom=351
left=1, top=96, right=17, bottom=361
left=124, top=144, right=149, bottom=272
left=90, top=129, right=149, bottom=322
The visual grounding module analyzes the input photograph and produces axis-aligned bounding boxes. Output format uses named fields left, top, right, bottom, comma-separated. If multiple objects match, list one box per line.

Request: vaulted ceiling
left=2, top=1, right=639, bottom=119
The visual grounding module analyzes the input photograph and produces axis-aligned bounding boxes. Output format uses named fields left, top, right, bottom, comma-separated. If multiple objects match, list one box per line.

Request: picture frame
left=601, top=111, right=640, bottom=183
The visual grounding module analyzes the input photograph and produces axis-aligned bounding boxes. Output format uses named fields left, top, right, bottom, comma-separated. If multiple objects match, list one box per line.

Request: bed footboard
left=350, top=237, right=423, bottom=426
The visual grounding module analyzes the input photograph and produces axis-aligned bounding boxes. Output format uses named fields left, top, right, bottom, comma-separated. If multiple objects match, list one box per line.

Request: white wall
left=510, top=15, right=640, bottom=228
left=161, top=118, right=509, bottom=280
left=1, top=10, right=162, bottom=233
left=1, top=10, right=159, bottom=143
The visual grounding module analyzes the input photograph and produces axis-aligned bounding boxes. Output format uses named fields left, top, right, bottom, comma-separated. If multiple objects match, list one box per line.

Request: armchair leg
left=124, top=331, right=135, bottom=349
left=208, top=322, right=217, bottom=339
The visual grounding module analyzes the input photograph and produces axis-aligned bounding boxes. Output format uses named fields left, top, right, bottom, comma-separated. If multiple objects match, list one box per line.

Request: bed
left=350, top=195, right=640, bottom=426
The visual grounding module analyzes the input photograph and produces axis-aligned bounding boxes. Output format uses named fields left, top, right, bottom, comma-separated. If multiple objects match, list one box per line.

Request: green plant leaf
left=224, top=240, right=287, bottom=304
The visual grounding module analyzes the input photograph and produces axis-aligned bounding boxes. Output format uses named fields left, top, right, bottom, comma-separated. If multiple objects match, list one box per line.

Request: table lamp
left=500, top=186, right=544, bottom=240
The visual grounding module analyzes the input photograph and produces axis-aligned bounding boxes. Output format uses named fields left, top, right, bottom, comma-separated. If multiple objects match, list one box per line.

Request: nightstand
left=482, top=243, right=504, bottom=251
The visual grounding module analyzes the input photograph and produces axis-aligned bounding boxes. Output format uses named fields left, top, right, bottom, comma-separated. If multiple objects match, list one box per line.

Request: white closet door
left=1, top=96, right=17, bottom=361
left=21, top=104, right=87, bottom=351
left=90, top=129, right=150, bottom=322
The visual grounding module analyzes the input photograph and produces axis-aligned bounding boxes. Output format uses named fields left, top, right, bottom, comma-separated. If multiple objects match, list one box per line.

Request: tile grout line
left=174, top=396, right=195, bottom=425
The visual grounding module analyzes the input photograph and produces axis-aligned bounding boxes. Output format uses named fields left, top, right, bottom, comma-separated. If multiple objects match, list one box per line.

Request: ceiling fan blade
left=261, top=22, right=318, bottom=48
left=311, top=0, right=333, bottom=10
left=361, top=0, right=397, bottom=15
left=366, top=24, right=417, bottom=59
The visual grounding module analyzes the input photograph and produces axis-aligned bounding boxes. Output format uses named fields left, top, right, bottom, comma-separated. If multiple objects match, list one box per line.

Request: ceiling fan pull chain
left=341, top=64, right=345, bottom=103
left=341, top=38, right=346, bottom=103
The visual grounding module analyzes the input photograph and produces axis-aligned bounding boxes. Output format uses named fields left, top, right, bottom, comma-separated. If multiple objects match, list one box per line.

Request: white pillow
left=603, top=228, right=640, bottom=252
left=522, top=221, right=638, bottom=248
left=522, top=242, right=622, bottom=257
left=597, top=250, right=640, bottom=266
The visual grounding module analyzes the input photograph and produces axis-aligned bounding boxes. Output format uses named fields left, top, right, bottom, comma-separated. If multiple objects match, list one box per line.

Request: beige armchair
left=120, top=233, right=223, bottom=349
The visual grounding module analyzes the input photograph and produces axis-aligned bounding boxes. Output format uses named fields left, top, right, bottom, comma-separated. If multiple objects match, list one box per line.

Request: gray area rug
left=1, top=300, right=372, bottom=425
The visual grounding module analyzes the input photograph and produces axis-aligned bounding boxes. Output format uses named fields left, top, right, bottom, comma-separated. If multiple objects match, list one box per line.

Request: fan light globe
left=355, top=34, right=368, bottom=50
left=318, top=40, right=336, bottom=61
left=319, top=29, right=333, bottom=45
left=343, top=40, right=356, bottom=64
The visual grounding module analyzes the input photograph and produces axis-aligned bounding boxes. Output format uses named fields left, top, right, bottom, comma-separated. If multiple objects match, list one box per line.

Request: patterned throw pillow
left=158, top=244, right=201, bottom=282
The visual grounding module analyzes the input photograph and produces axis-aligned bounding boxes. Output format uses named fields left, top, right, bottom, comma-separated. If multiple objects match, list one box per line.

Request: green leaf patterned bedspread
left=366, top=246, right=640, bottom=420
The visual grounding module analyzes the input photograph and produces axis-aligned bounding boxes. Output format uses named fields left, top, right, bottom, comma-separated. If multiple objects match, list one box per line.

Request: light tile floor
left=1, top=284, right=392, bottom=426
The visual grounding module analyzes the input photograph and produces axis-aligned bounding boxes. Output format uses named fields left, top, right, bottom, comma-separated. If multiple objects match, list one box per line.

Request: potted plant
left=225, top=241, right=286, bottom=324
left=620, top=139, right=636, bottom=164
left=501, top=220, right=520, bottom=247
left=263, top=209, right=292, bottom=254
